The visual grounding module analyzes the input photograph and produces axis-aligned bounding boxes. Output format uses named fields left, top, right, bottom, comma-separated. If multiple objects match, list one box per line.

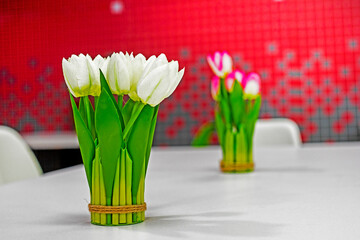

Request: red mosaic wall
left=0, top=0, right=359, bottom=144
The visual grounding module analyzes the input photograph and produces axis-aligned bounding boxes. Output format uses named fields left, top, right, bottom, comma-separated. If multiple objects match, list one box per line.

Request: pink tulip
left=211, top=76, right=220, bottom=100
left=225, top=70, right=245, bottom=92
left=244, top=73, right=261, bottom=96
left=207, top=51, right=233, bottom=77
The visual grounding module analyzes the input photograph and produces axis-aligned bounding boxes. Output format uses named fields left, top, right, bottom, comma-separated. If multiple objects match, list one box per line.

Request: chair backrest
left=254, top=118, right=302, bottom=147
left=0, top=126, right=42, bottom=184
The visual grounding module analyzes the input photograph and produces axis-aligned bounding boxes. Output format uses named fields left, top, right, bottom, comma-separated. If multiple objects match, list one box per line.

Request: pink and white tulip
left=211, top=76, right=220, bottom=100
left=244, top=73, right=261, bottom=96
left=225, top=70, right=245, bottom=92
left=207, top=51, right=233, bottom=78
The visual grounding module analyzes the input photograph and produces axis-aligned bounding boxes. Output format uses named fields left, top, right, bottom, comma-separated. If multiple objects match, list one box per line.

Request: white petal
left=214, top=52, right=221, bottom=67
left=130, top=55, right=146, bottom=90
left=100, top=57, right=110, bottom=77
left=157, top=53, right=168, bottom=65
left=106, top=53, right=121, bottom=94
left=62, top=58, right=78, bottom=97
left=207, top=56, right=222, bottom=77
left=244, top=80, right=260, bottom=95
left=73, top=56, right=90, bottom=93
left=85, top=55, right=100, bottom=96
left=221, top=53, right=233, bottom=73
left=137, top=64, right=169, bottom=105
left=141, top=55, right=157, bottom=78
left=93, top=55, right=104, bottom=67
left=115, top=54, right=131, bottom=94
left=164, top=67, right=184, bottom=99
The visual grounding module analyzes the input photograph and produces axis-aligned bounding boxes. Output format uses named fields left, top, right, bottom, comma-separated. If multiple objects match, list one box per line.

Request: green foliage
left=69, top=94, right=94, bottom=191
left=95, top=83, right=123, bottom=200
left=192, top=122, right=215, bottom=146
left=79, top=96, right=96, bottom=139
left=192, top=78, right=261, bottom=165
left=127, top=104, right=155, bottom=200
left=229, top=81, right=244, bottom=126
left=145, top=105, right=159, bottom=175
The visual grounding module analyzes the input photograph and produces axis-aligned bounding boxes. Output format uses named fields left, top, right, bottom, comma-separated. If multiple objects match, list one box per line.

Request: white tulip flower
left=62, top=54, right=101, bottom=97
left=128, top=53, right=146, bottom=91
left=207, top=51, right=233, bottom=78
left=133, top=54, right=185, bottom=106
left=106, top=52, right=132, bottom=95
left=93, top=55, right=110, bottom=77
left=244, top=73, right=261, bottom=96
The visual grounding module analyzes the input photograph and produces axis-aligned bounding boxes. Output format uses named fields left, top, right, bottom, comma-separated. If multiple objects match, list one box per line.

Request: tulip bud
left=225, top=70, right=244, bottom=92
left=133, top=54, right=185, bottom=106
left=93, top=55, right=110, bottom=77
left=62, top=54, right=101, bottom=97
left=128, top=53, right=146, bottom=92
left=244, top=73, right=261, bottom=96
left=106, top=52, right=131, bottom=95
left=207, top=51, right=233, bottom=77
left=211, top=76, right=220, bottom=100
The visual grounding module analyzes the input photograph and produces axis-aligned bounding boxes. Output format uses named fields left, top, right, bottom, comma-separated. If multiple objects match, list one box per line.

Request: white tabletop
left=1, top=144, right=360, bottom=240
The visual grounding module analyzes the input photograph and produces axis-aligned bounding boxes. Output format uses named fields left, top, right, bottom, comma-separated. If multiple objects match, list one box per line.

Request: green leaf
left=235, top=125, right=248, bottom=163
left=69, top=94, right=94, bottom=191
left=79, top=97, right=87, bottom=128
left=127, top=104, right=154, bottom=199
left=123, top=102, right=145, bottom=140
left=79, top=96, right=96, bottom=140
left=229, top=81, right=244, bottom=126
left=95, top=88, right=123, bottom=200
left=215, top=106, right=226, bottom=153
left=224, top=129, right=234, bottom=162
left=145, top=105, right=159, bottom=175
left=244, top=96, right=261, bottom=153
left=122, top=98, right=136, bottom=125
left=247, top=96, right=261, bottom=122
left=191, top=121, right=215, bottom=146
left=99, top=70, right=125, bottom=131
left=219, top=79, right=231, bottom=126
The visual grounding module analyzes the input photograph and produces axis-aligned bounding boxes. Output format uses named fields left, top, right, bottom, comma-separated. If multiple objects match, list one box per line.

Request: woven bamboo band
left=88, top=203, right=147, bottom=214
left=220, top=160, right=254, bottom=172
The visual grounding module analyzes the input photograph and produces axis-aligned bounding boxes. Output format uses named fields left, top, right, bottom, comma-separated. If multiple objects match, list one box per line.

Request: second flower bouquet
left=62, top=52, right=184, bottom=225
left=193, top=52, right=261, bottom=173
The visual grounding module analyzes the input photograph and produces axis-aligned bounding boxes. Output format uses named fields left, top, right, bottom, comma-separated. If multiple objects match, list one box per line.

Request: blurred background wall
left=1, top=0, right=359, bottom=145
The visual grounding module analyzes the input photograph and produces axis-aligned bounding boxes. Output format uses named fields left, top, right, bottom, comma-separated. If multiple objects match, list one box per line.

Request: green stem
left=118, top=95, right=123, bottom=110
left=120, top=149, right=126, bottom=223
left=93, top=153, right=100, bottom=224
left=112, top=159, right=120, bottom=225
left=84, top=98, right=92, bottom=130
left=99, top=162, right=107, bottom=225
left=123, top=102, right=145, bottom=140
left=125, top=150, right=133, bottom=224
left=224, top=129, right=234, bottom=163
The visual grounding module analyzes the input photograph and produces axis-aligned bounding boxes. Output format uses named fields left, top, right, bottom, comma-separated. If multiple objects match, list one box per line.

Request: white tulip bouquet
left=62, top=52, right=184, bottom=225
left=193, top=51, right=261, bottom=173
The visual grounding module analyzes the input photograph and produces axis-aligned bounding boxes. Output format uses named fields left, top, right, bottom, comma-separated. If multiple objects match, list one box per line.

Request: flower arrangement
left=62, top=52, right=184, bottom=225
left=193, top=51, right=261, bottom=173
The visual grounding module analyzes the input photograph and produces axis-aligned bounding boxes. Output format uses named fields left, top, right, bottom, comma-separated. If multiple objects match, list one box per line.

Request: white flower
left=131, top=54, right=185, bottom=106
left=207, top=51, right=233, bottom=78
left=62, top=54, right=101, bottom=97
left=106, top=52, right=147, bottom=95
left=106, top=52, right=132, bottom=95
left=128, top=53, right=146, bottom=91
left=244, top=73, right=261, bottom=96
left=93, top=55, right=110, bottom=77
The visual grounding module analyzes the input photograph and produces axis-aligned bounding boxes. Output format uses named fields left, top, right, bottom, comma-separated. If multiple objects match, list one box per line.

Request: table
left=1, top=144, right=360, bottom=239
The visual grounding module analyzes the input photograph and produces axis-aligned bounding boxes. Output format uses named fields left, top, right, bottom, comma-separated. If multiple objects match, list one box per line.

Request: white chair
left=254, top=118, right=302, bottom=147
left=0, top=126, right=42, bottom=185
